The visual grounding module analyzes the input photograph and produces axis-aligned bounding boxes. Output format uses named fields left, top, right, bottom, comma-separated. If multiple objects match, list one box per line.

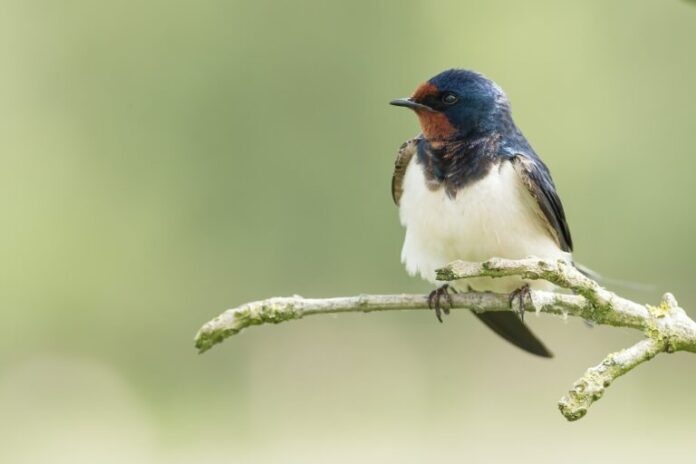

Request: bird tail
left=573, top=262, right=655, bottom=292
left=472, top=311, right=553, bottom=358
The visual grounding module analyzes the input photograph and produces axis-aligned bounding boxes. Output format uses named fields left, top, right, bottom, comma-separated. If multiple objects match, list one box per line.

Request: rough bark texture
left=194, top=257, right=696, bottom=421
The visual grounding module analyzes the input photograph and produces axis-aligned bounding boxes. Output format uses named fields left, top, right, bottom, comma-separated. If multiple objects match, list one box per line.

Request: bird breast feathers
left=398, top=156, right=570, bottom=286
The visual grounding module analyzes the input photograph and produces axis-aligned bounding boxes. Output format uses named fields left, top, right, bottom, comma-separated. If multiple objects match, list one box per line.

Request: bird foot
left=428, top=284, right=455, bottom=323
left=509, top=284, right=531, bottom=321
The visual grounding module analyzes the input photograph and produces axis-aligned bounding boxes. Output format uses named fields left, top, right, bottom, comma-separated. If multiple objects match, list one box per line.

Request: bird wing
left=511, top=154, right=573, bottom=252
left=392, top=136, right=422, bottom=206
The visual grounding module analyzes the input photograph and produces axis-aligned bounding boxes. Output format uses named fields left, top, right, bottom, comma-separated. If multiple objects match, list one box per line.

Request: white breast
left=398, top=157, right=571, bottom=292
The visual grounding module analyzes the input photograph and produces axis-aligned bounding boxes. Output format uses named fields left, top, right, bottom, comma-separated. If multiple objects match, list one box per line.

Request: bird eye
left=442, top=93, right=458, bottom=105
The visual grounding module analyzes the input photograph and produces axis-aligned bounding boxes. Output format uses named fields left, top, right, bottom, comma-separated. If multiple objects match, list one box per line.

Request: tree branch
left=194, top=257, right=696, bottom=421
left=557, top=338, right=665, bottom=420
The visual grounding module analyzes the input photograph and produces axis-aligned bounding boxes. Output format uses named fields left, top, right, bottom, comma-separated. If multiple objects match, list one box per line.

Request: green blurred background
left=2, top=0, right=695, bottom=462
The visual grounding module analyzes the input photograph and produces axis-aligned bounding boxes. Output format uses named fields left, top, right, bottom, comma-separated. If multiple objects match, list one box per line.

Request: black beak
left=389, top=98, right=435, bottom=112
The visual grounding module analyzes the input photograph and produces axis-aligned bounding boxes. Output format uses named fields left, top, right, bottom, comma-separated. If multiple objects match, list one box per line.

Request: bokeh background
left=2, top=0, right=696, bottom=462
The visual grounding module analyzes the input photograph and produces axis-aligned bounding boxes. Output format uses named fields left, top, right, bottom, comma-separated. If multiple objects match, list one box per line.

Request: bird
left=390, top=69, right=574, bottom=358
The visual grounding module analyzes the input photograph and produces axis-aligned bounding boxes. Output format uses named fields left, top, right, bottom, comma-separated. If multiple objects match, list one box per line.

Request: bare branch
left=194, top=257, right=696, bottom=421
left=195, top=290, right=587, bottom=353
left=558, top=338, right=664, bottom=421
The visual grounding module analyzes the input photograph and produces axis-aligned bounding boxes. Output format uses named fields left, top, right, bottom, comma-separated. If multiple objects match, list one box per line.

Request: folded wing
left=512, top=154, right=573, bottom=252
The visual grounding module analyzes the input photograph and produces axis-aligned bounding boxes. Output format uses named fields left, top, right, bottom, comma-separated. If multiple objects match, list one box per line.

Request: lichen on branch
left=194, top=257, right=696, bottom=421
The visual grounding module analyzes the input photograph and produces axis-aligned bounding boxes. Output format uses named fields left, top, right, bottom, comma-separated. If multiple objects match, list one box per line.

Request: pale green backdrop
left=1, top=1, right=695, bottom=462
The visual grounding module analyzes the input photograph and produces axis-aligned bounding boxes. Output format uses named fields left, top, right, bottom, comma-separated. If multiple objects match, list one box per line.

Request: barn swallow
left=390, top=69, right=573, bottom=357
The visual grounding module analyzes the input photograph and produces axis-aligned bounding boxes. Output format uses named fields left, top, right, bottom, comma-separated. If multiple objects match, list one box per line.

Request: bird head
left=390, top=69, right=511, bottom=141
